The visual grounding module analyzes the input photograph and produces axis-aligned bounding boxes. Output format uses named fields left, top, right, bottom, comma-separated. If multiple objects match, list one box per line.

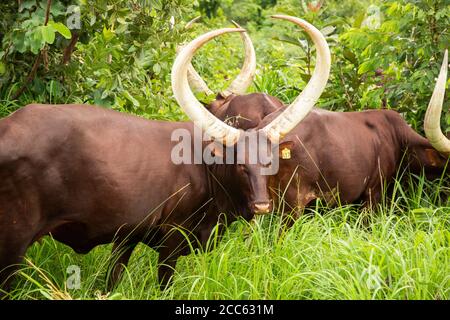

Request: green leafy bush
left=1, top=0, right=448, bottom=128
left=0, top=0, right=194, bottom=119
left=250, top=0, right=449, bottom=132
left=336, top=0, right=449, bottom=132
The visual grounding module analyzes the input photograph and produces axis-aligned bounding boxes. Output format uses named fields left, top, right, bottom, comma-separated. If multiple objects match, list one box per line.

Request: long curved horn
left=172, top=29, right=244, bottom=146
left=176, top=41, right=214, bottom=95
left=221, top=21, right=257, bottom=96
left=424, top=50, right=449, bottom=154
left=261, top=15, right=331, bottom=141
left=181, top=21, right=256, bottom=97
left=177, top=16, right=256, bottom=98
left=186, top=49, right=215, bottom=96
left=185, top=16, right=202, bottom=29
left=181, top=16, right=215, bottom=95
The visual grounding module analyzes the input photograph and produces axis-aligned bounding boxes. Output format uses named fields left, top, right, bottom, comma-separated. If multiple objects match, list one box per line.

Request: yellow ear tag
left=281, top=148, right=291, bottom=160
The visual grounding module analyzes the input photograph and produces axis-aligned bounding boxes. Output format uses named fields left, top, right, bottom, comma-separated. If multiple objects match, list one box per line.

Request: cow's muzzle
left=253, top=202, right=272, bottom=215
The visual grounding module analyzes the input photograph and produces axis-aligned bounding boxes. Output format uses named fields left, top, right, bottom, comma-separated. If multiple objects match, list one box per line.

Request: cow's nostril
left=254, top=203, right=271, bottom=214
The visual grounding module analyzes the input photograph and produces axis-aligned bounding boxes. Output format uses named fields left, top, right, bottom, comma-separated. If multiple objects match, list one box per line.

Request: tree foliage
left=246, top=0, right=449, bottom=131
left=0, top=0, right=194, bottom=118
left=0, top=0, right=448, bottom=130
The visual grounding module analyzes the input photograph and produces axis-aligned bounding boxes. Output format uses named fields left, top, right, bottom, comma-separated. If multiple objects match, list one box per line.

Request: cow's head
left=209, top=93, right=285, bottom=130
left=172, top=16, right=331, bottom=216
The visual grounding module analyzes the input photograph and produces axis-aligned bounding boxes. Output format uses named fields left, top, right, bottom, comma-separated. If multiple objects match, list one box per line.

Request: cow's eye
left=238, top=164, right=249, bottom=174
left=262, top=162, right=271, bottom=168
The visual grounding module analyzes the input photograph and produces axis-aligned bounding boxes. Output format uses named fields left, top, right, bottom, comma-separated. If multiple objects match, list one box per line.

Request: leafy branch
left=12, top=0, right=52, bottom=100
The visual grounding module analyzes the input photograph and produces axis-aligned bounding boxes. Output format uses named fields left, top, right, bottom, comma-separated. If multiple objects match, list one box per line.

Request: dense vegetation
left=0, top=0, right=449, bottom=299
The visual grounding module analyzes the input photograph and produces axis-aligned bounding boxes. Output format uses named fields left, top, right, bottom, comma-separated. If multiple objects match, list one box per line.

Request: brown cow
left=0, top=25, right=322, bottom=296
left=271, top=51, right=448, bottom=222
left=258, top=18, right=449, bottom=221
left=203, top=16, right=449, bottom=224
left=0, top=29, right=257, bottom=295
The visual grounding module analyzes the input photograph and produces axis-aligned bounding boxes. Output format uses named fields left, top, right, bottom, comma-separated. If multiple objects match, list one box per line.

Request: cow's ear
left=425, top=148, right=445, bottom=167
left=278, top=141, right=295, bottom=160
left=205, top=141, right=224, bottom=159
left=216, top=93, right=226, bottom=100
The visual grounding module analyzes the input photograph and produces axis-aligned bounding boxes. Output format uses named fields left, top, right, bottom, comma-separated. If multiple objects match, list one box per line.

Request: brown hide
left=208, top=93, right=284, bottom=130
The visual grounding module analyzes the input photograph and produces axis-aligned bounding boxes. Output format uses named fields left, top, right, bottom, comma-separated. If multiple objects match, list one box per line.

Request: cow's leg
left=0, top=253, right=22, bottom=297
left=361, top=186, right=382, bottom=210
left=157, top=232, right=186, bottom=290
left=106, top=241, right=137, bottom=292
left=0, top=203, right=41, bottom=298
left=358, top=186, right=383, bottom=228
left=280, top=207, right=303, bottom=230
left=280, top=185, right=316, bottom=230
left=157, top=249, right=179, bottom=291
left=0, top=237, right=32, bottom=297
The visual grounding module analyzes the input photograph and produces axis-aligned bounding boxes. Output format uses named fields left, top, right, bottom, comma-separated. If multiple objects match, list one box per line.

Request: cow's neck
left=401, top=131, right=449, bottom=178
left=206, top=164, right=250, bottom=220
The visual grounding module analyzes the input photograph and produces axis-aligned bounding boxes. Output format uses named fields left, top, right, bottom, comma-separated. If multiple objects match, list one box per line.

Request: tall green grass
left=5, top=172, right=450, bottom=300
